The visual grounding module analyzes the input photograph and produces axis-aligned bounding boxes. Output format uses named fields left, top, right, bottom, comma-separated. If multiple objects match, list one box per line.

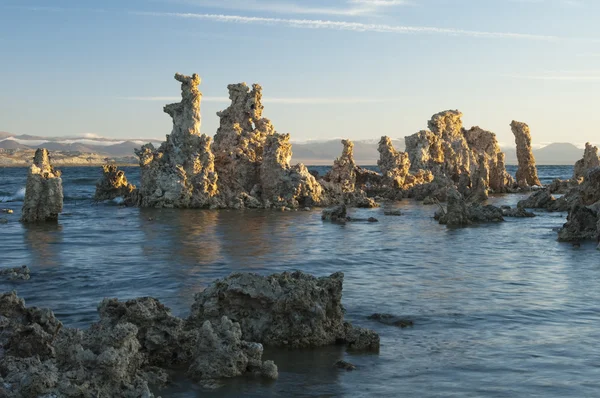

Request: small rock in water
left=303, top=207, right=311, bottom=211
left=0, top=218, right=7, bottom=224
left=383, top=209, right=402, bottom=216
left=368, top=313, right=414, bottom=328
left=368, top=217, right=379, bottom=223
left=335, top=360, right=356, bottom=371
left=0, top=265, right=31, bottom=280
left=1, top=209, right=13, bottom=214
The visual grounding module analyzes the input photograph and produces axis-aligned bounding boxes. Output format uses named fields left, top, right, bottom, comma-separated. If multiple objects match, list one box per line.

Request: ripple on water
left=4, top=165, right=600, bottom=397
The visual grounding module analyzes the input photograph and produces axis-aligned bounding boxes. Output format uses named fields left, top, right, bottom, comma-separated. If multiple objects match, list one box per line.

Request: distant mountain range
left=0, top=134, right=162, bottom=158
left=0, top=131, right=586, bottom=166
left=291, top=140, right=584, bottom=166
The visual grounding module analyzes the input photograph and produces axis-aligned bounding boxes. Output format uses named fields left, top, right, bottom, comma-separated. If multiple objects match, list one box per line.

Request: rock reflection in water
left=22, top=222, right=64, bottom=268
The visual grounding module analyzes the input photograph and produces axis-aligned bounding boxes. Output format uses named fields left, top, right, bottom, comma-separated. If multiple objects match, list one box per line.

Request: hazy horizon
left=1, top=0, right=600, bottom=147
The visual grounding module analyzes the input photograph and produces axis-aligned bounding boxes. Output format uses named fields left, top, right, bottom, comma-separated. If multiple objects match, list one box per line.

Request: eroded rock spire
left=511, top=120, right=541, bottom=188
left=20, top=148, right=63, bottom=222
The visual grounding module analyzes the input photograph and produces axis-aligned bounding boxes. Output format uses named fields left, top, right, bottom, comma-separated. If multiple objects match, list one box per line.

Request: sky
left=1, top=0, right=599, bottom=147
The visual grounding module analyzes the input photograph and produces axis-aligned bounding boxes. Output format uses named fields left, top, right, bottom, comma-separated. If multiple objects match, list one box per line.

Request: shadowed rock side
left=135, top=73, right=219, bottom=208
left=20, top=148, right=63, bottom=223
left=511, top=121, right=541, bottom=188
left=94, top=164, right=136, bottom=202
left=188, top=271, right=380, bottom=351
left=435, top=187, right=504, bottom=227
left=573, top=142, right=600, bottom=182
left=0, top=271, right=380, bottom=396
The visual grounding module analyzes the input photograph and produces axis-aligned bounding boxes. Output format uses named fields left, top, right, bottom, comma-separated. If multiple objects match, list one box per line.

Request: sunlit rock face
left=135, top=73, right=220, bottom=208
left=212, top=83, right=272, bottom=207
left=404, top=111, right=514, bottom=200
left=20, top=148, right=63, bottom=222
left=511, top=120, right=541, bottom=188
left=260, top=133, right=326, bottom=208
left=94, top=164, right=136, bottom=202
left=573, top=142, right=600, bottom=182
left=327, top=139, right=357, bottom=193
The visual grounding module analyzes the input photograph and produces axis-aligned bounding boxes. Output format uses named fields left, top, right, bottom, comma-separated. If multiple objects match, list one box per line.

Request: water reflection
left=22, top=222, right=64, bottom=268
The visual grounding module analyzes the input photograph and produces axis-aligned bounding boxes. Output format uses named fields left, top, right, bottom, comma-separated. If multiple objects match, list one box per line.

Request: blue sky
left=1, top=0, right=599, bottom=147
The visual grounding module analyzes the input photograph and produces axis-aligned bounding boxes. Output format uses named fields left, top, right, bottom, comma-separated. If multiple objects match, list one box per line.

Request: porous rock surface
left=135, top=73, right=219, bottom=209
left=573, top=143, right=600, bottom=182
left=511, top=121, right=541, bottom=188
left=188, top=271, right=380, bottom=351
left=556, top=167, right=600, bottom=241
left=94, top=164, right=136, bottom=202
left=20, top=149, right=63, bottom=223
left=0, top=291, right=277, bottom=397
left=135, top=74, right=376, bottom=209
left=0, top=266, right=30, bottom=281
left=435, top=187, right=504, bottom=227
left=404, top=111, right=514, bottom=202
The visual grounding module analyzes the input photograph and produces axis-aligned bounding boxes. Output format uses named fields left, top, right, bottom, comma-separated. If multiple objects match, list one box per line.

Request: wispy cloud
left=122, top=96, right=401, bottom=104
left=504, top=71, right=600, bottom=81
left=161, top=0, right=411, bottom=17
left=133, top=11, right=559, bottom=40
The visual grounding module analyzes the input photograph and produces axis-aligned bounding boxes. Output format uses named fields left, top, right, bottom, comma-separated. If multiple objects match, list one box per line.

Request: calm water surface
left=2, top=165, right=600, bottom=397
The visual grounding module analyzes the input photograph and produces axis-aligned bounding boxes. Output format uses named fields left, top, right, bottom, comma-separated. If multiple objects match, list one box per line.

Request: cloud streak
left=504, top=72, right=600, bottom=81
left=162, top=0, right=411, bottom=17
left=122, top=96, right=401, bottom=104
left=133, top=11, right=559, bottom=40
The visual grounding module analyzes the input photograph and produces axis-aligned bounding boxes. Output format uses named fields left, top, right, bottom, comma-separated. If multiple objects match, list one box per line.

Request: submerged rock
left=511, top=121, right=541, bottom=188
left=20, top=149, right=63, bottom=223
left=188, top=271, right=380, bottom=351
left=335, top=360, right=356, bottom=371
left=368, top=313, right=414, bottom=328
left=0, top=265, right=30, bottom=281
left=322, top=204, right=347, bottom=222
left=501, top=207, right=536, bottom=218
left=94, top=164, right=136, bottom=202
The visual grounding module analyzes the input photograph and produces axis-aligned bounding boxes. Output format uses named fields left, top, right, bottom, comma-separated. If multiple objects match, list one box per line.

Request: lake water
left=3, top=164, right=600, bottom=397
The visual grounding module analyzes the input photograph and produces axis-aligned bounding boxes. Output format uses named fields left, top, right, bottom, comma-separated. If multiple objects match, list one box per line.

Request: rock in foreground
left=20, top=148, right=63, bottom=223
left=188, top=271, right=380, bottom=351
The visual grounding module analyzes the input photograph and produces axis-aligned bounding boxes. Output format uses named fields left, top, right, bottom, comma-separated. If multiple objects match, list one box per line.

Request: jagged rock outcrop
left=0, top=290, right=278, bottom=397
left=517, top=190, right=557, bottom=210
left=404, top=112, right=514, bottom=201
left=187, top=317, right=278, bottom=384
left=94, top=164, right=136, bottom=202
left=211, top=82, right=272, bottom=207
left=548, top=179, right=573, bottom=194
left=135, top=73, right=220, bottom=208
left=435, top=187, right=504, bottom=227
left=511, top=121, right=541, bottom=188
left=377, top=136, right=410, bottom=189
left=328, top=139, right=357, bottom=192
left=557, top=203, right=600, bottom=242
left=20, top=148, right=63, bottom=223
left=573, top=143, right=600, bottom=182
left=188, top=271, right=380, bottom=351
left=260, top=133, right=326, bottom=208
